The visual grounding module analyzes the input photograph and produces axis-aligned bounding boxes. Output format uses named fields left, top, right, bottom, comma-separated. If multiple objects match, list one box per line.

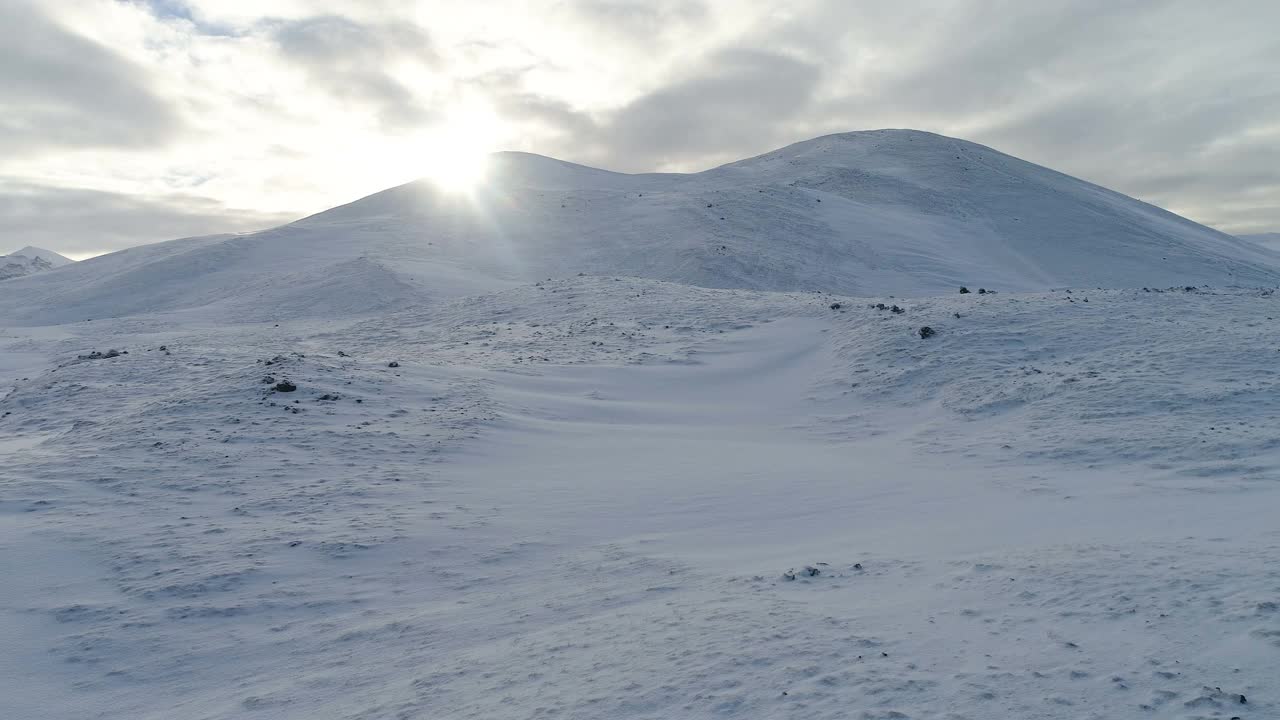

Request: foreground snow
left=2, top=278, right=1278, bottom=719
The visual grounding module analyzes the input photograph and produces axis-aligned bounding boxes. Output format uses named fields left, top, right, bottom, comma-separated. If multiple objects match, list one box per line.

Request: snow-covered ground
left=3, top=277, right=1278, bottom=719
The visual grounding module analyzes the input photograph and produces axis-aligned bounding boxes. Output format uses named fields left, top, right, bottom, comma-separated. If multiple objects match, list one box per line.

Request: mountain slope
left=2, top=130, right=1277, bottom=324
left=0, top=246, right=74, bottom=281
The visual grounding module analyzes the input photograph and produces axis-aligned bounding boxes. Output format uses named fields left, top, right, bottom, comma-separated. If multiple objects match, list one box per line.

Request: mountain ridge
left=1, top=129, right=1277, bottom=324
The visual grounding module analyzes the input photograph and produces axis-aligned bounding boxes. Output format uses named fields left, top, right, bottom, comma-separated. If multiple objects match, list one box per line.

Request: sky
left=3, top=0, right=1278, bottom=259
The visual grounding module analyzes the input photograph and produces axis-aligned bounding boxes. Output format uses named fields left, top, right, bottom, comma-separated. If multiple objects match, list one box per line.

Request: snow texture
left=2, top=132, right=1279, bottom=720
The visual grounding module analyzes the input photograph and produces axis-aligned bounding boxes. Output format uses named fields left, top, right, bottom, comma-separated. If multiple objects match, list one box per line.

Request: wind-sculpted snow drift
left=2, top=130, right=1277, bottom=324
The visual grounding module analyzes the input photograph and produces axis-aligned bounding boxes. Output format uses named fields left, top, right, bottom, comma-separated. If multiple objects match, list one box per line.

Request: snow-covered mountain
left=2, top=130, right=1276, bottom=324
left=0, top=246, right=73, bottom=281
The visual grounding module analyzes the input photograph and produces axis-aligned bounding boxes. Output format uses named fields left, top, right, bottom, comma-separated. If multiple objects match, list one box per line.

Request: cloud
left=271, top=15, right=438, bottom=130
left=591, top=48, right=823, bottom=170
left=0, top=0, right=183, bottom=157
left=567, top=0, right=709, bottom=45
left=2, top=0, right=1279, bottom=256
left=0, top=180, right=297, bottom=258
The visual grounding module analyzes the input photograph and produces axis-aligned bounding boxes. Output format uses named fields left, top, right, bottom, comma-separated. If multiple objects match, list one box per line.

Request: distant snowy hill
left=1241, top=232, right=1280, bottom=252
left=2, top=130, right=1278, bottom=323
left=9, top=246, right=74, bottom=267
left=0, top=246, right=73, bottom=281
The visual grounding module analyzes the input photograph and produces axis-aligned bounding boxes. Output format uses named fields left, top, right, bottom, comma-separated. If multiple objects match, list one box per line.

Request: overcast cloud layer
left=2, top=0, right=1278, bottom=257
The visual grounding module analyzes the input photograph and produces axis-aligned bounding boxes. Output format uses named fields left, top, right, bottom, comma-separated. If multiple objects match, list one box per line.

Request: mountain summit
left=2, top=130, right=1277, bottom=323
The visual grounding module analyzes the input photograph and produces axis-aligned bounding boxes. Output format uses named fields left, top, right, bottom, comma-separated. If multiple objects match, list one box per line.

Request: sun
left=426, top=137, right=490, bottom=192
left=421, top=105, right=502, bottom=193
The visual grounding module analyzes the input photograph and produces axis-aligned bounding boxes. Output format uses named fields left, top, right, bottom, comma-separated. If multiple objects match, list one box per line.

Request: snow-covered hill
left=0, top=246, right=73, bottom=281
left=1242, top=232, right=1280, bottom=252
left=2, top=130, right=1277, bottom=324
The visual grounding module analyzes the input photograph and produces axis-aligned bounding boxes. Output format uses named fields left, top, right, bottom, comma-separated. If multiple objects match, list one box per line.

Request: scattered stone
left=261, top=375, right=276, bottom=384
left=978, top=288, right=987, bottom=294
left=829, top=302, right=842, bottom=310
left=919, top=326, right=935, bottom=339
left=804, top=566, right=821, bottom=577
left=274, top=381, right=297, bottom=393
left=78, top=349, right=122, bottom=361
left=891, top=305, right=904, bottom=314
left=388, top=361, right=400, bottom=368
left=959, top=286, right=970, bottom=294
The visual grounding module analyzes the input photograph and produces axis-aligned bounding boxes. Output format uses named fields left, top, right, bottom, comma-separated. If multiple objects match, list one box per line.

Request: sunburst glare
left=421, top=104, right=502, bottom=193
